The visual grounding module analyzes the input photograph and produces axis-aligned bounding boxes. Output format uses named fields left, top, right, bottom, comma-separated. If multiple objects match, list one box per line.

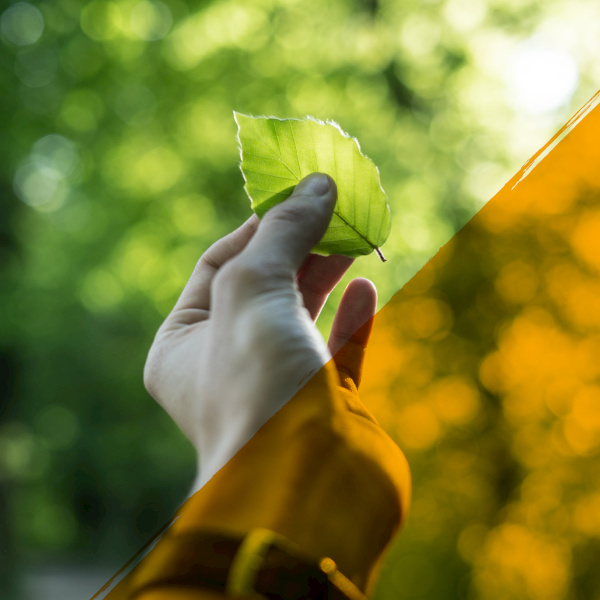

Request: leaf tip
left=233, top=110, right=254, bottom=128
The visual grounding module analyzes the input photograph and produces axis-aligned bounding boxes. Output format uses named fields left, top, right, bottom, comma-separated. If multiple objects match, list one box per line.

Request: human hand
left=143, top=173, right=378, bottom=487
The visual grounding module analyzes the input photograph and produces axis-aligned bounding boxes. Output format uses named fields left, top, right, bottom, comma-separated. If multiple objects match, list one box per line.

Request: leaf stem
left=375, top=248, right=387, bottom=262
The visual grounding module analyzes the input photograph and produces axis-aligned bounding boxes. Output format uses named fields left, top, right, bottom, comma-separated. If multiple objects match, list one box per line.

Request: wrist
left=174, top=364, right=408, bottom=593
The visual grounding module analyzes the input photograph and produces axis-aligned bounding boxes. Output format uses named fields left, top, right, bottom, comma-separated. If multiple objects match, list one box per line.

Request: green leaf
left=234, top=112, right=391, bottom=260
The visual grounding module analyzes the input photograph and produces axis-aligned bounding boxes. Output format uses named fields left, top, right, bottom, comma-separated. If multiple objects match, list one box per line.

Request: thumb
left=239, top=173, right=337, bottom=274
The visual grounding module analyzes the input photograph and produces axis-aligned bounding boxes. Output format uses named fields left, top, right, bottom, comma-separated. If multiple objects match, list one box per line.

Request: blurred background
left=0, top=0, right=599, bottom=598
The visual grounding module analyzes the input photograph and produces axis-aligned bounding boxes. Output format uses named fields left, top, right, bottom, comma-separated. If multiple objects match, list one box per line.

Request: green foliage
left=236, top=113, right=391, bottom=258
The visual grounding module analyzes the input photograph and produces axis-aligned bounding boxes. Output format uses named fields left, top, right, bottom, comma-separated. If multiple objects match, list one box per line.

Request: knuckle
left=195, top=243, right=220, bottom=274
left=330, top=326, right=353, bottom=345
left=212, top=260, right=245, bottom=288
left=214, top=258, right=288, bottom=293
left=264, top=202, right=308, bottom=226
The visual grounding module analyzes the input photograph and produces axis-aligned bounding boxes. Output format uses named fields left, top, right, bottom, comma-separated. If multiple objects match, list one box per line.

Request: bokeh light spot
left=495, top=260, right=538, bottom=304
left=466, top=162, right=511, bottom=203
left=34, top=405, right=80, bottom=450
left=60, top=34, right=105, bottom=80
left=31, top=503, right=77, bottom=548
left=130, top=0, right=172, bottom=41
left=391, top=554, right=435, bottom=596
left=431, top=377, right=480, bottom=425
left=402, top=297, right=453, bottom=339
left=80, top=268, right=124, bottom=311
left=570, top=209, right=600, bottom=272
left=1, top=2, right=44, bottom=46
left=399, top=213, right=431, bottom=251
left=15, top=45, right=58, bottom=87
left=397, top=403, right=440, bottom=450
left=171, top=194, right=216, bottom=237
left=60, top=89, right=105, bottom=132
left=510, top=39, right=578, bottom=115
left=13, top=163, right=65, bottom=208
left=32, top=134, right=79, bottom=178
left=114, top=82, right=157, bottom=124
left=458, top=523, right=489, bottom=563
left=0, top=423, right=49, bottom=479
left=400, top=14, right=440, bottom=59
left=444, top=0, right=487, bottom=33
left=80, top=1, right=123, bottom=41
left=134, top=146, right=183, bottom=193
left=13, top=163, right=53, bottom=206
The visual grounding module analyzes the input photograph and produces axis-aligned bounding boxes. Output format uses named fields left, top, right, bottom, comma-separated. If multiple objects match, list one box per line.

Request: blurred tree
left=1, top=0, right=599, bottom=598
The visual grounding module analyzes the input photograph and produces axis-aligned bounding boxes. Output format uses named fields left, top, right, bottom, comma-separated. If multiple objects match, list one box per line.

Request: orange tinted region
left=361, top=91, right=600, bottom=599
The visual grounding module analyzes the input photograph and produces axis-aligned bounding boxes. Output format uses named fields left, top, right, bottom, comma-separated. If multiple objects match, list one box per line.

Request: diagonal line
left=243, top=131, right=299, bottom=180
left=240, top=136, right=280, bottom=160
left=90, top=511, right=181, bottom=598
left=333, top=209, right=376, bottom=251
left=322, top=236, right=370, bottom=244
left=511, top=88, right=600, bottom=190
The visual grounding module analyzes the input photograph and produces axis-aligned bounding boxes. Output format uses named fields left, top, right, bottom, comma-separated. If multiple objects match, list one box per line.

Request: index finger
left=173, top=214, right=260, bottom=313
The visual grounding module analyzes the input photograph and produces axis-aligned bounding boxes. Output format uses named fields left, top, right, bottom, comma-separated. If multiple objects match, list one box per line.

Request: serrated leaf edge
left=233, top=111, right=390, bottom=254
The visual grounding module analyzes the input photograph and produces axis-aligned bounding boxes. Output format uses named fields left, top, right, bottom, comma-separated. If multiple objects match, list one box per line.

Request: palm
left=145, top=210, right=378, bottom=485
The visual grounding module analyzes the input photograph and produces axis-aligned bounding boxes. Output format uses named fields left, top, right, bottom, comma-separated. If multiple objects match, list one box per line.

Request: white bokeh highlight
left=14, top=135, right=78, bottom=208
left=1, top=2, right=44, bottom=45
left=509, top=39, right=579, bottom=115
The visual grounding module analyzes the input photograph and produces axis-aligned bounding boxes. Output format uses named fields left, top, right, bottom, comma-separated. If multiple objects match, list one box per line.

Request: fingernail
left=301, top=173, right=331, bottom=197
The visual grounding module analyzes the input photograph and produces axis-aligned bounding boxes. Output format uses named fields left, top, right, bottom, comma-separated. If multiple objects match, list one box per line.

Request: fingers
left=329, top=278, right=378, bottom=354
left=328, top=278, right=377, bottom=388
left=238, top=173, right=337, bottom=277
left=297, top=254, right=354, bottom=321
left=173, top=215, right=260, bottom=313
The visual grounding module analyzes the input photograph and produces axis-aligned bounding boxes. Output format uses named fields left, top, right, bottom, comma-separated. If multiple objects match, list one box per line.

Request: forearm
left=133, top=435, right=399, bottom=600
left=178, top=425, right=401, bottom=590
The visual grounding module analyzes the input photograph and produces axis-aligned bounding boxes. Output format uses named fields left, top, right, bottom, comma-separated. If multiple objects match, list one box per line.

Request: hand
left=143, top=173, right=378, bottom=487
